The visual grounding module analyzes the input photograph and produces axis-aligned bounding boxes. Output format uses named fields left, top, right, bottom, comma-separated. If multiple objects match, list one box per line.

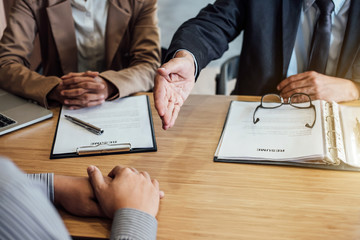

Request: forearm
left=111, top=208, right=158, bottom=240
left=100, top=63, right=156, bottom=98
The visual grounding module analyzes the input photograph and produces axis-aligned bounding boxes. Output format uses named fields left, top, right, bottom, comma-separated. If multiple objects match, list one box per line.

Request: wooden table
left=1, top=93, right=360, bottom=240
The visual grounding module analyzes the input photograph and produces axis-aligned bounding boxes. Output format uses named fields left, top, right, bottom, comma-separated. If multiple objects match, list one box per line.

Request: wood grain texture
left=1, top=93, right=360, bottom=240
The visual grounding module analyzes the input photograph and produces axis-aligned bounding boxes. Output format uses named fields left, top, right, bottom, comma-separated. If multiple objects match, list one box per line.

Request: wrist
left=175, top=50, right=194, bottom=61
left=351, top=80, right=360, bottom=100
left=105, top=80, right=118, bottom=100
left=54, top=175, right=67, bottom=206
left=47, top=83, right=62, bottom=102
left=96, top=76, right=118, bottom=100
left=174, top=50, right=196, bottom=76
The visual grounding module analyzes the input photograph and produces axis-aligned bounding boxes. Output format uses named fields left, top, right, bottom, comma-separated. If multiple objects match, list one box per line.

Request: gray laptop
left=0, top=89, right=53, bottom=136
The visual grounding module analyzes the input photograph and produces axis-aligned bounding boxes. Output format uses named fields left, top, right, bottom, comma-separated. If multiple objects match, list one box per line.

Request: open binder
left=214, top=100, right=360, bottom=171
left=50, top=95, right=157, bottom=159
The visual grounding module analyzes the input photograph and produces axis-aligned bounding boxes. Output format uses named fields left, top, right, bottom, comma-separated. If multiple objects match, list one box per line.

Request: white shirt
left=0, top=0, right=7, bottom=38
left=71, top=0, right=109, bottom=72
left=287, top=0, right=350, bottom=77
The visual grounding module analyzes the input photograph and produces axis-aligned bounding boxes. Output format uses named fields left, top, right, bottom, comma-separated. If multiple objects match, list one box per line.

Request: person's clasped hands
left=54, top=165, right=164, bottom=219
left=48, top=71, right=117, bottom=109
left=277, top=71, right=360, bottom=103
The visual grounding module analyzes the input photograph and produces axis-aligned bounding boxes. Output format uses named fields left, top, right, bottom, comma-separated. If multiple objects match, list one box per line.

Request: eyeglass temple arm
left=253, top=105, right=262, bottom=124
left=305, top=104, right=316, bottom=128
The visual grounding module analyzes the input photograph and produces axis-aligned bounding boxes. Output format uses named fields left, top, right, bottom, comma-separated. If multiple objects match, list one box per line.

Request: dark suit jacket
left=166, top=0, right=360, bottom=96
left=0, top=0, right=160, bottom=107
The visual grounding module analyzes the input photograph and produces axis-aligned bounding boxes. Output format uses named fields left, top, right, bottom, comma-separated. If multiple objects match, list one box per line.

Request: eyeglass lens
left=289, top=93, right=312, bottom=109
left=261, top=94, right=283, bottom=108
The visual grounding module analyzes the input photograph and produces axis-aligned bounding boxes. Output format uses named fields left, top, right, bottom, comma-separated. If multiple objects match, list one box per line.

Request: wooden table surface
left=1, top=93, right=360, bottom=240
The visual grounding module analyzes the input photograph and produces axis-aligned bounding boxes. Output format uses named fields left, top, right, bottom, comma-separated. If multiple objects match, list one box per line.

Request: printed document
left=215, top=101, right=325, bottom=162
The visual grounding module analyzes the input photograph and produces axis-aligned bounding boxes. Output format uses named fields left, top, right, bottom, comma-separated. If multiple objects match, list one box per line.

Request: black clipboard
left=50, top=95, right=157, bottom=159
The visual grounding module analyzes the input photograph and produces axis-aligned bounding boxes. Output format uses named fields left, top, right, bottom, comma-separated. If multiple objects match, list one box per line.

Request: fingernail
left=87, top=165, right=95, bottom=173
left=64, top=100, right=69, bottom=104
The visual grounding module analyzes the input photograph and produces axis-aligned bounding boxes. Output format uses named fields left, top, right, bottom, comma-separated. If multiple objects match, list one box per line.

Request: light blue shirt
left=287, top=0, right=350, bottom=77
left=71, top=0, right=109, bottom=72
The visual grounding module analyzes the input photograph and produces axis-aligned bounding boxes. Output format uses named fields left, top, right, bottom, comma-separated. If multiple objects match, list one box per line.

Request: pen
left=64, top=115, right=104, bottom=135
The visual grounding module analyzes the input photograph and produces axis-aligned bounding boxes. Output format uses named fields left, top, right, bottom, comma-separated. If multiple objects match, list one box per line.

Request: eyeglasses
left=253, top=93, right=316, bottom=128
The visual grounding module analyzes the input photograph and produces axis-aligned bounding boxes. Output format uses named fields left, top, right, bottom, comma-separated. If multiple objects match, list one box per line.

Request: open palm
left=154, top=56, right=195, bottom=129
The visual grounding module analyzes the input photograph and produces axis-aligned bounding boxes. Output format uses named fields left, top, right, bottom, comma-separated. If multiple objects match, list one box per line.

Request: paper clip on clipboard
left=76, top=143, right=132, bottom=156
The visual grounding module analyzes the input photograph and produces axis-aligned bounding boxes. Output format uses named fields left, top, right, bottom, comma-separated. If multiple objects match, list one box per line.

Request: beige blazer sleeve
left=0, top=1, right=61, bottom=108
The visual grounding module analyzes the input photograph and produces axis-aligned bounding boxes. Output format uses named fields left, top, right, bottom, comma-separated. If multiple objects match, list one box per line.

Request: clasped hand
left=49, top=71, right=116, bottom=109
left=277, top=71, right=359, bottom=102
left=54, top=166, right=164, bottom=218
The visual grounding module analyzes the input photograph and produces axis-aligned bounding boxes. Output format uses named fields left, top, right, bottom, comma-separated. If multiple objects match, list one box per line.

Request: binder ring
left=327, top=130, right=340, bottom=138
left=326, top=115, right=334, bottom=123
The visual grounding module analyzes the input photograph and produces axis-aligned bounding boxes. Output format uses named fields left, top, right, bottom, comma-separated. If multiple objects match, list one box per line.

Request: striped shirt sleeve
left=111, top=208, right=158, bottom=240
left=0, top=157, right=71, bottom=240
left=26, top=173, right=54, bottom=202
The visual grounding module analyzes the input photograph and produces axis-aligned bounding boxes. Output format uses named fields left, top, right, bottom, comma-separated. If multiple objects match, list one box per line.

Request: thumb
left=87, top=165, right=105, bottom=192
left=157, top=67, right=170, bottom=78
left=161, top=56, right=195, bottom=78
left=157, top=58, right=179, bottom=77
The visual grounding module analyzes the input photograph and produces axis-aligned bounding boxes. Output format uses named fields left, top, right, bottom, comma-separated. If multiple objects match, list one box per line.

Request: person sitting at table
left=0, top=157, right=164, bottom=240
left=0, top=0, right=160, bottom=109
left=154, top=0, right=360, bottom=130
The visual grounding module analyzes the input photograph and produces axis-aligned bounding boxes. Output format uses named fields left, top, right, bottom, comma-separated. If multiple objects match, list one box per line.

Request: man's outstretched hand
left=154, top=50, right=196, bottom=130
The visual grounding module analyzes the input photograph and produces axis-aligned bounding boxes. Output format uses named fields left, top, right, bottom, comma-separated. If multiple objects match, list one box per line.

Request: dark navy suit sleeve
left=166, top=0, right=244, bottom=77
